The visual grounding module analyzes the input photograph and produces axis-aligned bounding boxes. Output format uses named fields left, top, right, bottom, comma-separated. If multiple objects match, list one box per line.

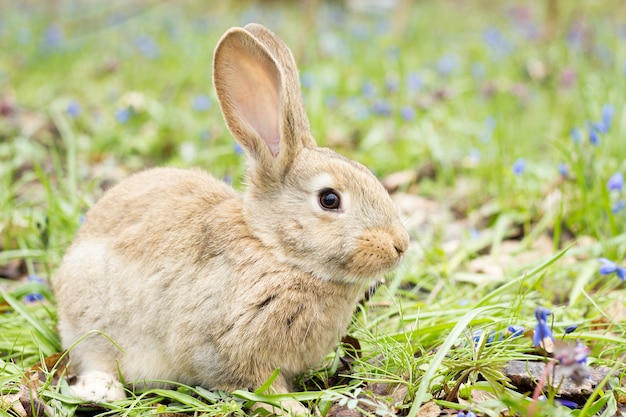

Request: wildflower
left=472, top=329, right=501, bottom=345
left=66, top=100, right=81, bottom=118
left=458, top=411, right=477, bottom=417
left=400, top=105, right=415, bottom=121
left=570, top=127, right=583, bottom=144
left=134, top=34, right=159, bottom=59
left=41, top=24, right=63, bottom=51
left=191, top=95, right=212, bottom=112
left=588, top=127, right=600, bottom=146
left=556, top=398, right=579, bottom=409
left=512, top=158, right=526, bottom=175
left=564, top=325, right=578, bottom=334
left=436, top=53, right=458, bottom=77
left=406, top=72, right=423, bottom=92
left=612, top=200, right=625, bottom=214
left=115, top=107, right=131, bottom=123
left=553, top=341, right=590, bottom=385
left=558, top=163, right=568, bottom=178
left=607, top=172, right=624, bottom=192
left=601, top=104, right=615, bottom=131
left=533, top=307, right=554, bottom=348
left=598, top=258, right=626, bottom=281
left=361, top=81, right=376, bottom=98
left=559, top=67, right=577, bottom=89
left=234, top=143, right=244, bottom=155
left=371, top=100, right=392, bottom=116
left=508, top=325, right=525, bottom=338
left=24, top=275, right=45, bottom=303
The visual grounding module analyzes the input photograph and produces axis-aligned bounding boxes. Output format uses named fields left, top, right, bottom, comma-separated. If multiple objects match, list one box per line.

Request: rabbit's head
left=214, top=24, right=408, bottom=284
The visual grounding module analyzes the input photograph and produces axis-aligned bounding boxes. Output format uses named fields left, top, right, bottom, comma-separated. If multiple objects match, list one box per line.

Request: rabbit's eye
left=319, top=189, right=341, bottom=210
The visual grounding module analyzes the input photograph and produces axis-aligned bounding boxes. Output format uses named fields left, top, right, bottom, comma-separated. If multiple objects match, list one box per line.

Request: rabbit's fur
left=53, top=23, right=409, bottom=414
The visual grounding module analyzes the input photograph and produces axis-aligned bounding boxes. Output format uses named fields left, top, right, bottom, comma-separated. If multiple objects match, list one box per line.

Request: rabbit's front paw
left=69, top=370, right=126, bottom=403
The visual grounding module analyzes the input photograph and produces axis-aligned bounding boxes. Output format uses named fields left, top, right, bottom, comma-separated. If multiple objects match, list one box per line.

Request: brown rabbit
left=52, top=23, right=409, bottom=415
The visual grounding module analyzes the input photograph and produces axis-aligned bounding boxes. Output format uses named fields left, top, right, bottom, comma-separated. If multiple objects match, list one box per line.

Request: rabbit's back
left=53, top=168, right=241, bottom=378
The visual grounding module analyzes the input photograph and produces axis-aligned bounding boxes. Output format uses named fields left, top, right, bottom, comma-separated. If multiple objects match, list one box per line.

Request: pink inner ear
left=229, top=49, right=281, bottom=157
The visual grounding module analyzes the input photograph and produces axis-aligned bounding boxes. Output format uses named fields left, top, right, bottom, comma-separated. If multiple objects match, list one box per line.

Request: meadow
left=1, top=1, right=625, bottom=416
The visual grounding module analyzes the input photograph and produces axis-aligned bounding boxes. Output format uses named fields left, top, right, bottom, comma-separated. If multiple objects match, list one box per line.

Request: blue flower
left=533, top=307, right=554, bottom=348
left=400, top=105, right=415, bottom=121
left=66, top=100, right=81, bottom=118
left=135, top=35, right=159, bottom=59
left=588, top=127, right=600, bottom=146
left=508, top=325, right=525, bottom=338
left=371, top=100, right=392, bottom=116
left=115, top=107, right=131, bottom=123
left=191, top=95, right=212, bottom=112
left=458, top=411, right=477, bottom=417
left=406, top=72, right=423, bottom=92
left=234, top=143, right=244, bottom=155
left=612, top=200, right=625, bottom=214
left=607, top=172, right=624, bottom=192
left=361, top=81, right=376, bottom=98
left=601, top=104, right=615, bottom=131
left=512, top=158, right=526, bottom=175
left=41, top=24, right=63, bottom=51
left=598, top=258, right=626, bottom=281
left=436, top=53, right=458, bottom=77
left=556, top=399, right=579, bottom=409
left=24, top=275, right=45, bottom=303
left=558, top=163, right=568, bottom=178
left=570, top=127, right=583, bottom=144
left=564, top=325, right=578, bottom=334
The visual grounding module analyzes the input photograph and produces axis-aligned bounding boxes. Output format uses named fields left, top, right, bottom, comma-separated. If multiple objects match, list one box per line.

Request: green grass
left=1, top=1, right=626, bottom=416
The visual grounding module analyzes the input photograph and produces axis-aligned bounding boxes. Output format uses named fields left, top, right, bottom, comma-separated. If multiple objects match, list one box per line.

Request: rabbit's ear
left=213, top=25, right=315, bottom=175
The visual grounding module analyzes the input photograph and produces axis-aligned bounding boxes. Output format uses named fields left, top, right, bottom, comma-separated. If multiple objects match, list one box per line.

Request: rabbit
left=52, top=23, right=409, bottom=415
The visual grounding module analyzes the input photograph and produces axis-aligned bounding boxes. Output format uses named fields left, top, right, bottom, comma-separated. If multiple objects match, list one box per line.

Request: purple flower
left=361, top=81, right=376, bottom=98
left=508, top=325, right=525, bottom=338
left=588, top=127, right=600, bottom=146
left=556, top=399, right=579, bottom=409
left=607, top=172, right=624, bottom=192
left=601, top=104, right=615, bottom=131
left=115, top=107, right=131, bottom=123
left=512, top=158, right=526, bottom=175
left=435, top=54, right=458, bottom=77
left=533, top=307, right=554, bottom=348
left=564, top=325, right=578, bottom=334
left=598, top=258, right=626, bottom=281
left=24, top=275, right=45, bottom=303
left=41, top=24, right=63, bottom=51
left=400, top=105, right=415, bottom=121
left=458, top=411, right=477, bottom=417
left=66, top=100, right=81, bottom=118
left=371, top=100, right=392, bottom=116
left=406, top=72, right=423, bottom=92
left=135, top=35, right=159, bottom=59
left=191, top=95, right=212, bottom=112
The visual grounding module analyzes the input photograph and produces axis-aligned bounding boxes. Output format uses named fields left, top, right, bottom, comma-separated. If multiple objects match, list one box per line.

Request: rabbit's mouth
left=344, top=227, right=409, bottom=279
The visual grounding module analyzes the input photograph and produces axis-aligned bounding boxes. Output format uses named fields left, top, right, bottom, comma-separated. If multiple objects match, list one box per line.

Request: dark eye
left=318, top=189, right=341, bottom=210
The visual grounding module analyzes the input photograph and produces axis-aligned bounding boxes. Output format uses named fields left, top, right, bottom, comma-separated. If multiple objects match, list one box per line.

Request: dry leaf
left=414, top=401, right=441, bottom=417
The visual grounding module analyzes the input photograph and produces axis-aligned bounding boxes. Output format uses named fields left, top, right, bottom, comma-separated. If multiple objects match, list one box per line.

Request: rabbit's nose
left=393, top=228, right=410, bottom=256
